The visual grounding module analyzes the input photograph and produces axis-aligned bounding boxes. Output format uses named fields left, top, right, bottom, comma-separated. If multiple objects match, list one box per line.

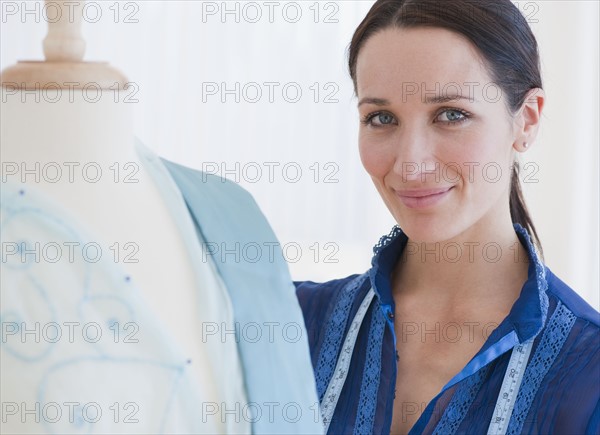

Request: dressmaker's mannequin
left=1, top=3, right=248, bottom=433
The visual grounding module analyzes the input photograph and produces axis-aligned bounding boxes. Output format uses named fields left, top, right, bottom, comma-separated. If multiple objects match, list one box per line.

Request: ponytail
left=510, top=162, right=543, bottom=258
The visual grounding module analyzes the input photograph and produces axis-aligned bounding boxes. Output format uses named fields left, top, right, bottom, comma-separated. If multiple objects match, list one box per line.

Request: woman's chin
left=394, top=214, right=465, bottom=244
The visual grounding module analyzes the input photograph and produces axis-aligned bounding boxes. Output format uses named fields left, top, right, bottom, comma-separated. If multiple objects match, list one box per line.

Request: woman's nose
left=391, top=127, right=439, bottom=183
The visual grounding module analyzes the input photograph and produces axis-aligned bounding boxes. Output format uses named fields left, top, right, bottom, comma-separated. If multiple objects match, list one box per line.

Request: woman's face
left=356, top=27, right=522, bottom=243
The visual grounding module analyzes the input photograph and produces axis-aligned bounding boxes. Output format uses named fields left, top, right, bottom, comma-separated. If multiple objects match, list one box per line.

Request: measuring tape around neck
left=487, top=338, right=535, bottom=435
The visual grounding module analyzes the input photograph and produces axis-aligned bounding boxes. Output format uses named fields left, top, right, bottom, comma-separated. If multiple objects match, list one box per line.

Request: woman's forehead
left=356, top=27, right=492, bottom=99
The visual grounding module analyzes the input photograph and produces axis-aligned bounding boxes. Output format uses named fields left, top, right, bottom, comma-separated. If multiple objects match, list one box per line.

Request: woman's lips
left=394, top=187, right=454, bottom=209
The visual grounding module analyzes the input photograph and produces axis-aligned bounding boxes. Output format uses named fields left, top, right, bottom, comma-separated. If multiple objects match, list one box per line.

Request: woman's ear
left=513, top=88, right=545, bottom=152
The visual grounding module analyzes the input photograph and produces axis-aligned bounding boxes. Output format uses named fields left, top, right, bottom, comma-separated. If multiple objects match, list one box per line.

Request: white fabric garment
left=0, top=146, right=249, bottom=434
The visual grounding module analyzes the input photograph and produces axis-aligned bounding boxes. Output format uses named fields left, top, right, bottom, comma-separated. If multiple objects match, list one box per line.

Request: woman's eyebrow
left=424, top=94, right=477, bottom=104
left=358, top=97, right=389, bottom=107
left=358, top=94, right=477, bottom=107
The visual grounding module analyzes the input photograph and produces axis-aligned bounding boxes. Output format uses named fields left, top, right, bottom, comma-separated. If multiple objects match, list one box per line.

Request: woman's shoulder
left=538, top=267, right=600, bottom=432
left=542, top=266, right=599, bottom=366
left=294, top=272, right=372, bottom=341
left=294, top=272, right=373, bottom=372
left=544, top=266, right=600, bottom=328
left=295, top=272, right=369, bottom=314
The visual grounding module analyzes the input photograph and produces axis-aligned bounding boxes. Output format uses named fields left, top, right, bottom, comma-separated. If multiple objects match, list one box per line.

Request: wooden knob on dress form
left=1, top=0, right=128, bottom=90
left=43, top=0, right=86, bottom=62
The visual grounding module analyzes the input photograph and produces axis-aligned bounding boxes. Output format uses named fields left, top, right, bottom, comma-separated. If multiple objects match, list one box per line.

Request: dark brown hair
left=348, top=0, right=543, bottom=254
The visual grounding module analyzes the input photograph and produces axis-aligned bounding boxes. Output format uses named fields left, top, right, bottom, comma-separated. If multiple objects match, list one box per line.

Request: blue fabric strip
left=321, top=288, right=376, bottom=432
left=409, top=331, right=519, bottom=435
left=507, top=302, right=577, bottom=434
left=354, top=305, right=386, bottom=435
left=160, top=155, right=323, bottom=435
left=443, top=331, right=519, bottom=393
left=315, top=274, right=368, bottom=402
left=433, top=365, right=492, bottom=434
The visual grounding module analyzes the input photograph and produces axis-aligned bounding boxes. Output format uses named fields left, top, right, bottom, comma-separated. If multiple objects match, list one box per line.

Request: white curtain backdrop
left=2, top=0, right=598, bottom=309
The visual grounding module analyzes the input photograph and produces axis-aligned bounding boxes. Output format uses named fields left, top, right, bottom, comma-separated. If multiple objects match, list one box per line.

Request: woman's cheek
left=359, top=140, right=392, bottom=180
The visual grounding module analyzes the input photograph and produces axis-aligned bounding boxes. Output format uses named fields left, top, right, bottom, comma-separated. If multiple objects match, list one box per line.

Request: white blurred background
left=1, top=0, right=598, bottom=309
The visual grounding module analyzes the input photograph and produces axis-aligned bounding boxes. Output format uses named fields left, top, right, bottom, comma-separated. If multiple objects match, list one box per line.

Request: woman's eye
left=361, top=109, right=469, bottom=127
left=361, top=112, right=396, bottom=127
left=376, top=113, right=395, bottom=125
left=436, top=109, right=469, bottom=124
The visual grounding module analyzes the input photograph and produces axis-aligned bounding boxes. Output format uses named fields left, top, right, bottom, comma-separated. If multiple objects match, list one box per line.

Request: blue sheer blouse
left=295, top=224, right=600, bottom=434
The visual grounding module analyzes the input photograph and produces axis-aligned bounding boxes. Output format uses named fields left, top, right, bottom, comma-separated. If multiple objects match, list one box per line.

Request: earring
left=523, top=141, right=529, bottom=149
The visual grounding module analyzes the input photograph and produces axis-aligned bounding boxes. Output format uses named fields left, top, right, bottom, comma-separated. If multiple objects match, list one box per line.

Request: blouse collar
left=368, top=223, right=549, bottom=343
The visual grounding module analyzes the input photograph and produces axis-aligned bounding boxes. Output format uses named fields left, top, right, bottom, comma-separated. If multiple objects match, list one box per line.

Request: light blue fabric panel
left=161, top=159, right=323, bottom=435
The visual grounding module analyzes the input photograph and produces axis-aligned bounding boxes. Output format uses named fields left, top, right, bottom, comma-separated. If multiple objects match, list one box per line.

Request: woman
left=295, top=1, right=600, bottom=434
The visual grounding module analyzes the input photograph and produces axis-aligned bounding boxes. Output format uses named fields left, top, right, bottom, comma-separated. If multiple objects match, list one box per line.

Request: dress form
left=0, top=3, right=248, bottom=433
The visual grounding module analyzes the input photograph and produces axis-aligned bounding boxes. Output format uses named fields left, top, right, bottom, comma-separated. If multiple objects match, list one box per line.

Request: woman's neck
left=392, top=215, right=530, bottom=313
